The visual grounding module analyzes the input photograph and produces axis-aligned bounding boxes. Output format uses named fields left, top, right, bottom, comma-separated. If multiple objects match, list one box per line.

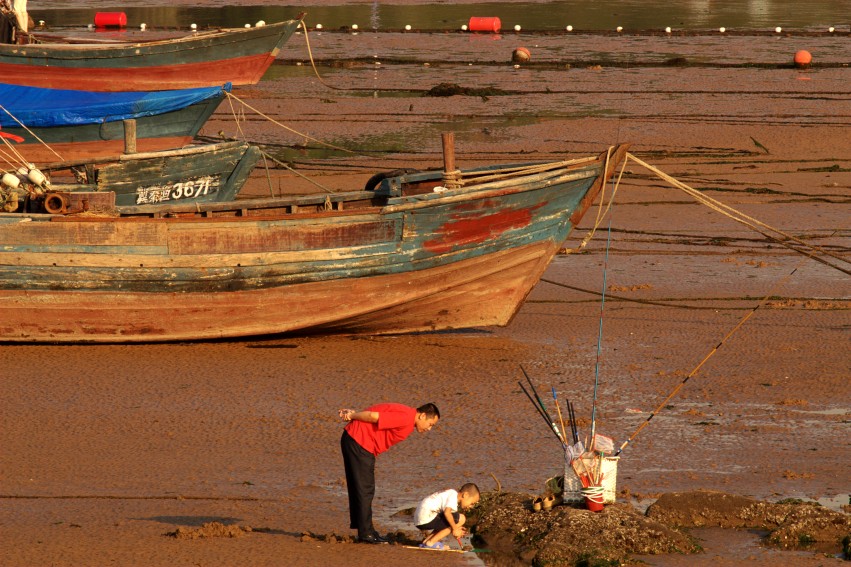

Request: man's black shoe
left=358, top=533, right=389, bottom=544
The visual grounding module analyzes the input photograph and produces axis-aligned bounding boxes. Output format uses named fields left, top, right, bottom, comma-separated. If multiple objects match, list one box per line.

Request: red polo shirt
left=345, top=403, right=416, bottom=456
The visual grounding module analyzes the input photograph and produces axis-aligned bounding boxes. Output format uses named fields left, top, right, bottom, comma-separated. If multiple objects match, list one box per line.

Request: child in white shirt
left=414, top=483, right=480, bottom=549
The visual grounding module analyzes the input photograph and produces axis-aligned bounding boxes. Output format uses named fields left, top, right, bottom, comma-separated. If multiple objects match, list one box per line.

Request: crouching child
left=414, top=482, right=480, bottom=550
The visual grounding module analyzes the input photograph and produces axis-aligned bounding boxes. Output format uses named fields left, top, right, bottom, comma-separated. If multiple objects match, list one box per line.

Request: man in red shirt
left=338, top=402, right=440, bottom=544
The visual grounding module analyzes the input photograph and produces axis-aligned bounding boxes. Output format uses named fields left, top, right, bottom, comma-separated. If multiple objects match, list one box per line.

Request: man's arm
left=339, top=408, right=379, bottom=423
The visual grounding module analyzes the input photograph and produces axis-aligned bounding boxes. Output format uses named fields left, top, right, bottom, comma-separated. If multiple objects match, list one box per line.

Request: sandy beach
left=1, top=7, right=849, bottom=566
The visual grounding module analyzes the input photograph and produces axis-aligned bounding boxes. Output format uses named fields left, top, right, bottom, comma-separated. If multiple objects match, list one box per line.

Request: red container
left=468, top=17, right=501, bottom=33
left=94, top=12, right=127, bottom=28
left=585, top=496, right=604, bottom=512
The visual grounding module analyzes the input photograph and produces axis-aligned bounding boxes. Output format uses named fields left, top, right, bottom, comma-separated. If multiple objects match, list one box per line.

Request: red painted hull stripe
left=0, top=53, right=274, bottom=91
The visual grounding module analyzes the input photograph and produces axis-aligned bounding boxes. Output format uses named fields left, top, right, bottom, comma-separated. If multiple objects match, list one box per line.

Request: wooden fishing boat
left=0, top=83, right=228, bottom=162
left=39, top=141, right=261, bottom=208
left=0, top=142, right=628, bottom=343
left=0, top=19, right=301, bottom=91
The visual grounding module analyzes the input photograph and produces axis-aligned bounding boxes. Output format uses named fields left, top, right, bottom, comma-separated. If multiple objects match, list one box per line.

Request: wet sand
left=2, top=15, right=850, bottom=567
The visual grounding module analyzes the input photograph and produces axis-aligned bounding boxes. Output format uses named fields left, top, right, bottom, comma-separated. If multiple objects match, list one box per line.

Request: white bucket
left=564, top=455, right=619, bottom=504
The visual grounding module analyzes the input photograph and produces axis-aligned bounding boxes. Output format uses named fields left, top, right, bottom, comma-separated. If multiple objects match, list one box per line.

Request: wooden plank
left=123, top=119, right=137, bottom=154
left=41, top=141, right=244, bottom=171
left=0, top=220, right=166, bottom=247
left=114, top=191, right=378, bottom=216
left=167, top=219, right=400, bottom=255
left=0, top=239, right=402, bottom=268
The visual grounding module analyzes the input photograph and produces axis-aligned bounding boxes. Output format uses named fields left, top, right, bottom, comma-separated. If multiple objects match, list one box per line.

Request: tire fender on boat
left=364, top=168, right=421, bottom=191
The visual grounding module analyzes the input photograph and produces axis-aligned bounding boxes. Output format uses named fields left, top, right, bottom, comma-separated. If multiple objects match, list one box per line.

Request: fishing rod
left=567, top=399, right=579, bottom=444
left=518, top=381, right=564, bottom=446
left=590, top=205, right=615, bottom=449
left=551, top=387, right=568, bottom=448
left=521, top=365, right=565, bottom=444
left=615, top=255, right=813, bottom=456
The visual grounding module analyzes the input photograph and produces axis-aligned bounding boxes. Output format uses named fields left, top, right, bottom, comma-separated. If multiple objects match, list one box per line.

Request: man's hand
left=338, top=409, right=379, bottom=423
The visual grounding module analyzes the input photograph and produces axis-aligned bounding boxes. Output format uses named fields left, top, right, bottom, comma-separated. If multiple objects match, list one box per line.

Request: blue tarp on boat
left=0, top=83, right=230, bottom=128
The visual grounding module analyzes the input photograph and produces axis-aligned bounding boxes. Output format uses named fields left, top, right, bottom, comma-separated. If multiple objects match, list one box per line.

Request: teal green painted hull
left=45, top=141, right=261, bottom=208
left=0, top=20, right=301, bottom=91
left=0, top=145, right=628, bottom=342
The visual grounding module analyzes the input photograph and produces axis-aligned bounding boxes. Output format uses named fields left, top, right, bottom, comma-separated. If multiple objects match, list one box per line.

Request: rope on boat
left=258, top=149, right=335, bottom=193
left=457, top=156, right=597, bottom=180
left=224, top=93, right=247, bottom=141
left=299, top=17, right=349, bottom=92
left=224, top=91, right=358, bottom=156
left=442, top=169, right=462, bottom=189
left=561, top=147, right=628, bottom=254
left=224, top=89, right=619, bottom=193
left=0, top=104, right=64, bottom=162
left=261, top=152, right=275, bottom=197
left=0, top=143, right=21, bottom=170
left=539, top=278, right=771, bottom=310
left=449, top=157, right=598, bottom=188
left=628, top=153, right=851, bottom=276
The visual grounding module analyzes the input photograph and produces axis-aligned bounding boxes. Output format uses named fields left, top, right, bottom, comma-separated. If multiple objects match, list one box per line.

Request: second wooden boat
left=0, top=82, right=228, bottom=162
left=0, top=19, right=302, bottom=91
left=40, top=141, right=261, bottom=209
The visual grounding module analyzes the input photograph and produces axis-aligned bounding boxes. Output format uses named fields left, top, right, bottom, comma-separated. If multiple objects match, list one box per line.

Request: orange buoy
left=794, top=50, right=812, bottom=69
left=468, top=17, right=501, bottom=33
left=512, top=47, right=531, bottom=63
left=94, top=12, right=127, bottom=28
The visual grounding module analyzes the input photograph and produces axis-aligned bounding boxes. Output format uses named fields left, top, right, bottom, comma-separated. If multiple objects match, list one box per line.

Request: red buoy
left=512, top=47, right=531, bottom=63
left=793, top=50, right=812, bottom=69
left=468, top=17, right=501, bottom=33
left=94, top=12, right=127, bottom=28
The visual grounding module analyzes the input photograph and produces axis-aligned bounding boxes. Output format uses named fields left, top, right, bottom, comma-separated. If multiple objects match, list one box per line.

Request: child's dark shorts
left=416, top=511, right=461, bottom=531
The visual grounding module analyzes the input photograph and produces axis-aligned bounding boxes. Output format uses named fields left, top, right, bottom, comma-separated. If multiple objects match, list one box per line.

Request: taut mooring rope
left=0, top=104, right=64, bottom=162
left=300, top=17, right=348, bottom=92
left=223, top=91, right=358, bottom=155
left=628, top=152, right=850, bottom=276
left=562, top=147, right=629, bottom=254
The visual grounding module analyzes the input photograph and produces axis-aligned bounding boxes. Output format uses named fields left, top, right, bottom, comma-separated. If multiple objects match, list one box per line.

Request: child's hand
left=452, top=526, right=465, bottom=538
left=339, top=409, right=355, bottom=421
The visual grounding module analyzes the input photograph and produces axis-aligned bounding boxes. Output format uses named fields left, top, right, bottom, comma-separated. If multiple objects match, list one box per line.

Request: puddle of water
left=634, top=526, right=844, bottom=566
left=818, top=493, right=851, bottom=512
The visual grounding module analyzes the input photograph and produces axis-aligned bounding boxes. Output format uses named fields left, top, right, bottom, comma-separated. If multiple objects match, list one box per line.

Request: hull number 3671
left=134, top=175, right=220, bottom=205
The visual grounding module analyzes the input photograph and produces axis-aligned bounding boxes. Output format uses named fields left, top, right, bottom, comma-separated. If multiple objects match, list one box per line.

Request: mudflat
left=2, top=17, right=849, bottom=567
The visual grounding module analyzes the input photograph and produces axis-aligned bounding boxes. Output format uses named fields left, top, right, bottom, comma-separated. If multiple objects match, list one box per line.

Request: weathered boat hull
left=0, top=145, right=628, bottom=342
left=0, top=20, right=301, bottom=91
left=6, top=95, right=224, bottom=163
left=46, top=141, right=261, bottom=208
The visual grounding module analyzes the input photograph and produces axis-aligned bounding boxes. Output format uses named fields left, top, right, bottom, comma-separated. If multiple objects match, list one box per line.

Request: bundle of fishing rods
left=518, top=365, right=578, bottom=449
left=518, top=365, right=613, bottom=489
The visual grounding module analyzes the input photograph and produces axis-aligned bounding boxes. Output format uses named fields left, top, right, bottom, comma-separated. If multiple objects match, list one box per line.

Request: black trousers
left=341, top=431, right=376, bottom=538
left=416, top=511, right=461, bottom=531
